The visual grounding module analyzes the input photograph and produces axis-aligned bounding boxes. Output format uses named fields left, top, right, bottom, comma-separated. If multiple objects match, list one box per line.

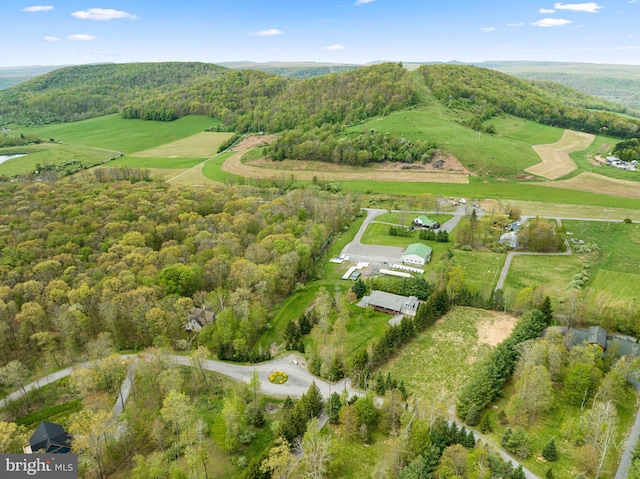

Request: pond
left=0, top=154, right=27, bottom=165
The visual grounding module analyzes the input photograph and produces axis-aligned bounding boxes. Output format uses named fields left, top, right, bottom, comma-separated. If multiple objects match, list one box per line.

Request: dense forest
left=0, top=62, right=229, bottom=124
left=0, top=177, right=359, bottom=370
left=419, top=64, right=640, bottom=139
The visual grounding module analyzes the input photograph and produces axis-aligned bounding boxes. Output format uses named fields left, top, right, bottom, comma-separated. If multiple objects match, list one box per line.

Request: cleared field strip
left=221, top=149, right=469, bottom=183
left=526, top=129, right=595, bottom=180
left=130, top=132, right=233, bottom=158
left=537, top=171, right=640, bottom=199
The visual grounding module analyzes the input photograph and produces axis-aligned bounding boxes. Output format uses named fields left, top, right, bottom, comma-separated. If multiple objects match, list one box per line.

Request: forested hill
left=121, top=62, right=417, bottom=130
left=419, top=64, right=640, bottom=139
left=0, top=62, right=417, bottom=131
left=0, top=62, right=228, bottom=124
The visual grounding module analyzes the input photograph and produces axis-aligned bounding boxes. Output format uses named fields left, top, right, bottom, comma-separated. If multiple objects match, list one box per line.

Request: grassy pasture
left=130, top=131, right=233, bottom=158
left=0, top=143, right=117, bottom=175
left=11, top=114, right=219, bottom=154
left=380, top=307, right=514, bottom=406
left=349, top=106, right=564, bottom=177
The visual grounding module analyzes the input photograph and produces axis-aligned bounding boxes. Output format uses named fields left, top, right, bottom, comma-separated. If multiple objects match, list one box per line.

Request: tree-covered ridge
left=0, top=62, right=228, bottom=124
left=419, top=64, right=640, bottom=139
left=0, top=179, right=359, bottom=367
left=122, top=62, right=418, bottom=131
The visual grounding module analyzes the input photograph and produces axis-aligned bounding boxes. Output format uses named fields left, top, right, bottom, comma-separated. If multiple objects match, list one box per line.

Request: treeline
left=0, top=62, right=228, bottom=125
left=0, top=133, right=47, bottom=147
left=0, top=180, right=359, bottom=378
left=122, top=62, right=417, bottom=132
left=265, top=125, right=437, bottom=165
left=612, top=137, right=640, bottom=162
left=419, top=64, right=640, bottom=139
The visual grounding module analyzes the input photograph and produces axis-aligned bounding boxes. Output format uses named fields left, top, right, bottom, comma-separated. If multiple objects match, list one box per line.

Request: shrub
left=269, top=371, right=288, bottom=384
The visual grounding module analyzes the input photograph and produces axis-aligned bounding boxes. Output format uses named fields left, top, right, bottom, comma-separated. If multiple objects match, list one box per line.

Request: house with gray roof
left=361, top=290, right=421, bottom=316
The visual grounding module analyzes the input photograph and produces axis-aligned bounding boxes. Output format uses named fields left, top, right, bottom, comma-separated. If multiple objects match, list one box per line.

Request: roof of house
left=29, top=421, right=71, bottom=454
left=415, top=215, right=437, bottom=226
left=189, top=307, right=215, bottom=326
left=363, top=290, right=419, bottom=313
left=567, top=326, right=608, bottom=349
left=403, top=243, right=432, bottom=258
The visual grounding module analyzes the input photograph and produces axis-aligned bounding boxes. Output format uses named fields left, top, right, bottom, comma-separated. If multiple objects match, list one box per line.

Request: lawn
left=380, top=307, right=514, bottom=407
left=502, top=255, right=584, bottom=310
left=201, top=151, right=239, bottom=183
left=373, top=211, right=453, bottom=226
left=0, top=143, right=117, bottom=175
left=11, top=114, right=219, bottom=154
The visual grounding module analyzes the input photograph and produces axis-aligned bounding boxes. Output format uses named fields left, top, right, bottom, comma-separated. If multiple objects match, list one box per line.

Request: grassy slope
left=9, top=114, right=218, bottom=154
left=0, top=143, right=117, bottom=175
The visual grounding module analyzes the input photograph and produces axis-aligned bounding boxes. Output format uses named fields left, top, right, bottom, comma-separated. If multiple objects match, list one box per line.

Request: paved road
left=615, top=379, right=640, bottom=479
left=340, top=208, right=405, bottom=264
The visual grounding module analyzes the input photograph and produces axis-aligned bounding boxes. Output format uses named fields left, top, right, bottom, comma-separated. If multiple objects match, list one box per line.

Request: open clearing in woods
left=526, top=129, right=595, bottom=180
left=538, top=171, right=640, bottom=199
left=380, top=307, right=517, bottom=407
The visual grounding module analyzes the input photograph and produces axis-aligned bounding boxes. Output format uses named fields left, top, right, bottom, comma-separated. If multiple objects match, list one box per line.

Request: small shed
left=402, top=243, right=432, bottom=265
left=25, top=421, right=72, bottom=454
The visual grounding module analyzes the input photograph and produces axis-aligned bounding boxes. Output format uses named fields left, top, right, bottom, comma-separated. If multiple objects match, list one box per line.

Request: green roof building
left=402, top=243, right=432, bottom=265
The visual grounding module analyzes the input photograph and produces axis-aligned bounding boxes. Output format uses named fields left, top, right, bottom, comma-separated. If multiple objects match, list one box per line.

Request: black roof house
left=26, top=421, right=72, bottom=454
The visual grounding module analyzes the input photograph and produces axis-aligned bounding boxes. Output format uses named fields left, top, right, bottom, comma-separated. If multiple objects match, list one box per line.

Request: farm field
left=0, top=142, right=118, bottom=175
left=10, top=114, right=219, bottom=154
left=539, top=172, right=640, bottom=199
left=526, top=130, right=595, bottom=180
left=380, top=307, right=517, bottom=406
left=109, top=157, right=204, bottom=169
left=130, top=131, right=233, bottom=158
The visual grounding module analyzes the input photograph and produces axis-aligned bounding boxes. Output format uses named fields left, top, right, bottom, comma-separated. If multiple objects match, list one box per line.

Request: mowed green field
left=130, top=132, right=234, bottom=158
left=109, top=157, right=204, bottom=169
left=349, top=104, right=564, bottom=177
left=563, top=220, right=640, bottom=308
left=502, top=254, right=584, bottom=310
left=10, top=114, right=220, bottom=154
left=0, top=143, right=117, bottom=175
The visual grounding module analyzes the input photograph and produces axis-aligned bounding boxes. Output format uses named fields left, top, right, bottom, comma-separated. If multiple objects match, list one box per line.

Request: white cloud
left=67, top=34, right=97, bottom=41
left=22, top=5, right=53, bottom=12
left=481, top=27, right=495, bottom=32
left=539, top=8, right=556, bottom=13
left=324, top=44, right=347, bottom=51
left=507, top=22, right=525, bottom=27
left=72, top=8, right=138, bottom=21
left=253, top=29, right=283, bottom=36
left=43, top=36, right=59, bottom=42
left=531, top=18, right=572, bottom=27
left=554, top=2, right=603, bottom=13
left=355, top=0, right=375, bottom=5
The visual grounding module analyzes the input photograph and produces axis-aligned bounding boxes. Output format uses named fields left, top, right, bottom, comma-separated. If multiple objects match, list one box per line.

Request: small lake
left=0, top=154, right=27, bottom=165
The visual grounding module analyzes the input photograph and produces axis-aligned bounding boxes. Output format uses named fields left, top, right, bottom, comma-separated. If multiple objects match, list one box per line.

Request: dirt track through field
left=221, top=138, right=469, bottom=184
left=537, top=171, right=640, bottom=199
left=526, top=129, right=595, bottom=180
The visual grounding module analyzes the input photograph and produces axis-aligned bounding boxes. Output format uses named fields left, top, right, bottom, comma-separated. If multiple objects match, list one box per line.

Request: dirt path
left=526, top=130, right=595, bottom=180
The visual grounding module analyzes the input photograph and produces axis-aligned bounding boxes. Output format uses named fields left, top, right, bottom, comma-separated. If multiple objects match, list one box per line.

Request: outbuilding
left=402, top=243, right=432, bottom=265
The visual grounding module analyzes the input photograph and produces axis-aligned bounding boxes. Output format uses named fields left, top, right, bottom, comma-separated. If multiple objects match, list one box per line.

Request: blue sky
left=1, top=1, right=639, bottom=67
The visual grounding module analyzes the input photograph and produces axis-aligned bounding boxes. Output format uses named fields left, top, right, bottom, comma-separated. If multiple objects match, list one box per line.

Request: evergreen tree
left=539, top=296, right=554, bottom=325
left=542, top=438, right=558, bottom=462
left=352, top=278, right=367, bottom=299
left=545, top=468, right=554, bottom=479
left=465, top=404, right=480, bottom=426
left=479, top=414, right=492, bottom=434
left=511, top=465, right=526, bottom=479
left=329, top=354, right=345, bottom=381
left=375, top=371, right=386, bottom=395
left=325, top=392, right=342, bottom=424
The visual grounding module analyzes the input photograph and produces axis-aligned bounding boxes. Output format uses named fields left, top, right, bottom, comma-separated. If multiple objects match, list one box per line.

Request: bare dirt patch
left=477, top=311, right=518, bottom=347
left=537, top=171, right=640, bottom=199
left=232, top=134, right=278, bottom=151
left=526, top=130, right=595, bottom=180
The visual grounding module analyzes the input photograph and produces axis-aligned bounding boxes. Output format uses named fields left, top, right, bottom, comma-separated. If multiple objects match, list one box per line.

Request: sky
left=1, top=1, right=639, bottom=67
